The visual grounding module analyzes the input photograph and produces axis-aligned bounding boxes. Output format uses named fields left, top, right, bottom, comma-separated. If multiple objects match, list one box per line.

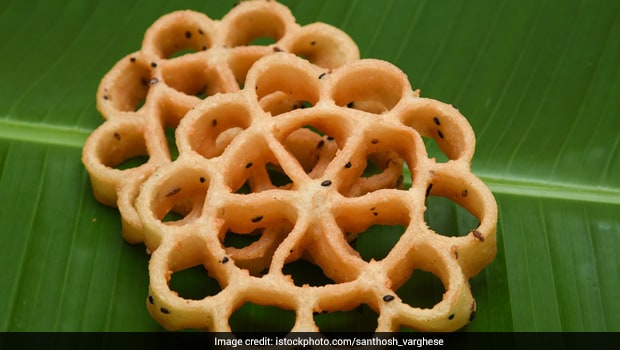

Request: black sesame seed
left=327, top=136, right=334, bottom=141
left=130, top=57, right=136, bottom=62
left=212, top=119, right=217, bottom=127
left=246, top=162, right=253, bottom=168
left=151, top=62, right=157, bottom=68
left=202, top=45, right=207, bottom=50
left=310, top=41, right=316, bottom=45
left=160, top=307, right=170, bottom=314
left=103, top=95, right=109, bottom=100
left=448, top=314, right=455, bottom=320
left=148, top=295, right=154, bottom=304
left=461, top=189, right=468, bottom=197
left=382, top=295, right=395, bottom=302
left=198, top=29, right=204, bottom=35
left=317, top=140, right=325, bottom=149
left=199, top=177, right=206, bottom=183
left=472, top=230, right=484, bottom=242
left=347, top=101, right=354, bottom=108
left=113, top=132, right=121, bottom=141
left=433, top=116, right=440, bottom=125
left=185, top=31, right=192, bottom=39
left=273, top=46, right=283, bottom=52
left=140, top=77, right=148, bottom=86
left=251, top=216, right=263, bottom=223
left=318, top=72, right=327, bottom=79
left=166, top=188, right=181, bottom=197
left=425, top=183, right=433, bottom=197
left=344, top=161, right=352, bottom=168
left=437, top=130, right=444, bottom=139
left=370, top=139, right=379, bottom=144
left=321, top=180, right=332, bottom=186
left=373, top=212, right=378, bottom=216
left=221, top=256, right=229, bottom=263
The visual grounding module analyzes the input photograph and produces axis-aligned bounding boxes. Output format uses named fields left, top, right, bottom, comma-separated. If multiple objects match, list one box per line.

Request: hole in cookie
left=274, top=112, right=350, bottom=179
left=148, top=167, right=209, bottom=226
left=227, top=139, right=296, bottom=193
left=145, top=12, right=213, bottom=59
left=335, top=195, right=410, bottom=263
left=223, top=226, right=288, bottom=277
left=169, top=48, right=197, bottom=59
left=259, top=92, right=316, bottom=116
left=162, top=234, right=226, bottom=305
left=314, top=304, right=378, bottom=332
left=255, top=63, right=321, bottom=115
left=282, top=259, right=335, bottom=287
left=219, top=200, right=295, bottom=276
left=168, top=265, right=222, bottom=300
left=164, top=127, right=179, bottom=161
left=97, top=125, right=151, bottom=171
left=266, top=163, right=294, bottom=188
left=332, top=62, right=406, bottom=114
left=229, top=303, right=296, bottom=332
left=399, top=102, right=474, bottom=162
left=162, top=210, right=185, bottom=222
left=234, top=164, right=294, bottom=194
left=114, top=155, right=149, bottom=170
left=161, top=58, right=226, bottom=99
left=337, top=149, right=407, bottom=198
left=424, top=172, right=481, bottom=238
left=104, top=58, right=151, bottom=112
left=186, top=101, right=252, bottom=159
left=282, top=127, right=338, bottom=177
left=423, top=137, right=450, bottom=163
left=223, top=129, right=298, bottom=192
left=396, top=269, right=446, bottom=309
left=337, top=126, right=422, bottom=198
left=349, top=224, right=407, bottom=262
left=224, top=6, right=287, bottom=47
left=424, top=195, right=479, bottom=237
left=361, top=150, right=403, bottom=179
left=223, top=228, right=262, bottom=249
left=286, top=23, right=358, bottom=69
left=230, top=160, right=295, bottom=193
left=228, top=49, right=270, bottom=89
left=249, top=36, right=277, bottom=46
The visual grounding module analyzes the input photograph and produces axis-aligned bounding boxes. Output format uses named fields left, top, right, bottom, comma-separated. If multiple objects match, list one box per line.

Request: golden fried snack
left=137, top=53, right=497, bottom=332
left=82, top=0, right=363, bottom=244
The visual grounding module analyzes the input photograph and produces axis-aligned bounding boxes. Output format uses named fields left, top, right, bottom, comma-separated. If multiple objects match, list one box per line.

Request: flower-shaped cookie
left=137, top=53, right=497, bottom=332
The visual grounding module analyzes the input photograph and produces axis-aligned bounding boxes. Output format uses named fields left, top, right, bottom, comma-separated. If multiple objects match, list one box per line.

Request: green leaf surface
left=1, top=0, right=618, bottom=332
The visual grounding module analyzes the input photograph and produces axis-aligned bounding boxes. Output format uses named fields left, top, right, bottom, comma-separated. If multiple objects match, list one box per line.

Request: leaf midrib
left=3, top=118, right=618, bottom=205
left=0, top=119, right=89, bottom=149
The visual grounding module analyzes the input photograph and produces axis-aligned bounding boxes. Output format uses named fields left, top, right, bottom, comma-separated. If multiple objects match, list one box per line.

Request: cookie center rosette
left=136, top=52, right=497, bottom=332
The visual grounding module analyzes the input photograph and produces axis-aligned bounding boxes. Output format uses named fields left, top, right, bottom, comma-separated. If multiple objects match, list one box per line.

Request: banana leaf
left=0, top=0, right=618, bottom=332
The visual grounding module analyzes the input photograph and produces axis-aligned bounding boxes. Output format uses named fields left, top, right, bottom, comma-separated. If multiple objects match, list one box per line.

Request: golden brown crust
left=137, top=53, right=497, bottom=332
left=82, top=0, right=496, bottom=333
